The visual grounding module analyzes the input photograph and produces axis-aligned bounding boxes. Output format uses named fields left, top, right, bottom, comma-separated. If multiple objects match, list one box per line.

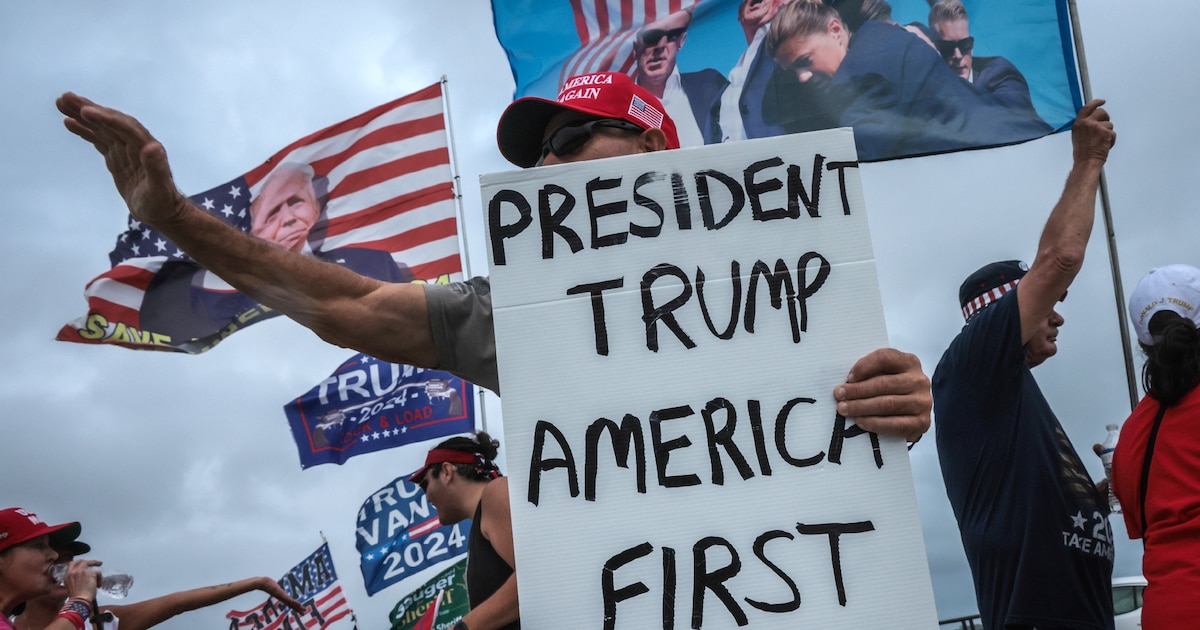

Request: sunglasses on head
left=936, top=36, right=974, bottom=58
left=536, top=118, right=645, bottom=166
left=637, top=26, right=687, bottom=47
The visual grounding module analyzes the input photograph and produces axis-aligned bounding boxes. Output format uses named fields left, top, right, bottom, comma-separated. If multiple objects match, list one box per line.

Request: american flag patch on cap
left=627, top=95, right=663, bottom=129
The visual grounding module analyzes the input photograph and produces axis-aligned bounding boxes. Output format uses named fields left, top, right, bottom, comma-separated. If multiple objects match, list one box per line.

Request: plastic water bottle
left=1099, top=423, right=1123, bottom=514
left=49, top=563, right=134, bottom=599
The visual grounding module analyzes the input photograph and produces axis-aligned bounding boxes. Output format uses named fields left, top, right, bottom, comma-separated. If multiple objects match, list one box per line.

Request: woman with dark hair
left=0, top=508, right=98, bottom=630
left=1112, top=264, right=1200, bottom=629
left=409, top=432, right=518, bottom=630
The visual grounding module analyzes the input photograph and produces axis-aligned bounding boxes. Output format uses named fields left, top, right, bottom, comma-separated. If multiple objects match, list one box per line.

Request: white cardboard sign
left=481, top=130, right=937, bottom=628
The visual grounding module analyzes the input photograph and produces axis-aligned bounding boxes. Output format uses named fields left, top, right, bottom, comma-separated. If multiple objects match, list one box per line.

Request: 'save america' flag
left=59, top=82, right=461, bottom=354
left=226, top=543, right=352, bottom=630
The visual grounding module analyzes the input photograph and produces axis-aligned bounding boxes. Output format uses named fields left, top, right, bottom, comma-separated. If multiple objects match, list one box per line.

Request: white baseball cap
left=1128, top=264, right=1200, bottom=346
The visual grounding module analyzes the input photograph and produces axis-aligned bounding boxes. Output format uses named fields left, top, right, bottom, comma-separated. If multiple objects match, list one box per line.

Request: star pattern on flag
left=108, top=176, right=251, bottom=267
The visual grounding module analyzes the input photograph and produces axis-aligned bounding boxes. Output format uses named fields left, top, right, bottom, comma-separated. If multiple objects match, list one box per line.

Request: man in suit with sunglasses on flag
left=928, top=0, right=1046, bottom=125
left=631, top=7, right=728, bottom=146
left=57, top=71, right=932, bottom=438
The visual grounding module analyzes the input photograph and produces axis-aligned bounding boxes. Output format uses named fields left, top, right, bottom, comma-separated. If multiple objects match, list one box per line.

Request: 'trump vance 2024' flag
left=59, top=82, right=461, bottom=353
left=491, top=0, right=1082, bottom=160
left=285, top=353, right=476, bottom=469
left=226, top=543, right=352, bottom=630
left=358, top=474, right=471, bottom=596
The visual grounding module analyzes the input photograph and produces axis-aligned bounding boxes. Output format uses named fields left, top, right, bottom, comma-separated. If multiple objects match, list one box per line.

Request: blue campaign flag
left=284, top=353, right=476, bottom=469
left=357, top=474, right=471, bottom=596
left=491, top=0, right=1082, bottom=160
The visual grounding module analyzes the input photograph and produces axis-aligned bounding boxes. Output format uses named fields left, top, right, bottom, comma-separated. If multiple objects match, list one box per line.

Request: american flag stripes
left=58, top=82, right=460, bottom=353
left=962, top=279, right=1021, bottom=321
left=226, top=543, right=353, bottom=630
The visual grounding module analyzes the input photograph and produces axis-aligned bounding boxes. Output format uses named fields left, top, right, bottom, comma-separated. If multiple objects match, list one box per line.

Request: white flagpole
left=1067, top=0, right=1139, bottom=411
left=440, top=75, right=490, bottom=435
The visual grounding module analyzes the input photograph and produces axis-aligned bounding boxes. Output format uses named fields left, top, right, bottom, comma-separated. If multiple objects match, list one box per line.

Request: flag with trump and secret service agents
left=491, top=0, right=1083, bottom=159
left=284, top=353, right=476, bottom=469
left=59, top=81, right=462, bottom=354
left=357, top=473, right=472, bottom=596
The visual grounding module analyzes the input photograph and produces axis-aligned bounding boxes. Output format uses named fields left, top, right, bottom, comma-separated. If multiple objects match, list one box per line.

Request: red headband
left=408, top=449, right=479, bottom=484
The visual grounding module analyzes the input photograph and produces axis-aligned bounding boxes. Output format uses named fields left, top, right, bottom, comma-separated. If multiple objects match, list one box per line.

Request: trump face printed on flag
left=248, top=164, right=324, bottom=252
left=55, top=84, right=462, bottom=355
left=133, top=160, right=415, bottom=349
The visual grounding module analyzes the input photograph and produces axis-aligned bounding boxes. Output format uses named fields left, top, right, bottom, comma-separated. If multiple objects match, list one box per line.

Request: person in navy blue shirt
left=933, top=100, right=1117, bottom=629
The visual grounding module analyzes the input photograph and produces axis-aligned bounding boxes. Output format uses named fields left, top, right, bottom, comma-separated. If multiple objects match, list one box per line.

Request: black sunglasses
left=536, top=118, right=645, bottom=166
left=637, top=26, right=687, bottom=47
left=936, top=36, right=975, bottom=58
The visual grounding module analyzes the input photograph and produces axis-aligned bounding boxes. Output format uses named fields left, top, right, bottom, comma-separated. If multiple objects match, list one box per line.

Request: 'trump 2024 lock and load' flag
left=59, top=82, right=461, bottom=353
left=226, top=543, right=352, bottom=630
left=358, top=474, right=471, bottom=596
left=491, top=0, right=1082, bottom=159
left=285, top=353, right=476, bottom=469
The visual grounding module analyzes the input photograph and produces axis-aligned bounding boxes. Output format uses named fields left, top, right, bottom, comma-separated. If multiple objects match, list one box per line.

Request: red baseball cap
left=496, top=71, right=681, bottom=168
left=0, top=507, right=82, bottom=554
left=408, top=449, right=479, bottom=485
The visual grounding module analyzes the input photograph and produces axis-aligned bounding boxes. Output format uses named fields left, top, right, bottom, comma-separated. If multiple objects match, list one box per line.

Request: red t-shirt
left=1112, top=386, right=1200, bottom=629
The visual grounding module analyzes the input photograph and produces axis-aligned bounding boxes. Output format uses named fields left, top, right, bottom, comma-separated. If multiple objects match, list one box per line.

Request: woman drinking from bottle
left=11, top=536, right=303, bottom=630
left=0, top=507, right=99, bottom=630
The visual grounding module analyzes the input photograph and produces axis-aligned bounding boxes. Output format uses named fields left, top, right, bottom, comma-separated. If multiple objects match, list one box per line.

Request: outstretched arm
left=462, top=478, right=520, bottom=630
left=56, top=92, right=439, bottom=367
left=99, top=577, right=304, bottom=630
left=1016, top=99, right=1116, bottom=341
left=835, top=347, right=931, bottom=443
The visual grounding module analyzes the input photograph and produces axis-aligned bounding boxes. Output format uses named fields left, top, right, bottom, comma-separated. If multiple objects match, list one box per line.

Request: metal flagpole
left=1067, top=0, right=1139, bottom=411
left=440, top=75, right=490, bottom=434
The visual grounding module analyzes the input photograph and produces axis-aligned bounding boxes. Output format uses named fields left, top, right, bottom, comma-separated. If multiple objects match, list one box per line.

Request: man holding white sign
left=485, top=73, right=938, bottom=626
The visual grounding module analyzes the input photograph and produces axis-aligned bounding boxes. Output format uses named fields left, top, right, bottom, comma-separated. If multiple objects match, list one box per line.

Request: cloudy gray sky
left=2, top=0, right=1195, bottom=627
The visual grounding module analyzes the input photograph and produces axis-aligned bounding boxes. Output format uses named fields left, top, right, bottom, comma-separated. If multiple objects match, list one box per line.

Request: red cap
left=0, top=508, right=82, bottom=554
left=408, top=449, right=479, bottom=485
left=496, top=71, right=681, bottom=168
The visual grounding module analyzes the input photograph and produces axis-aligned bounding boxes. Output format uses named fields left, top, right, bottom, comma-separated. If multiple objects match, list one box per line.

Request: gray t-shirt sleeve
left=424, top=276, right=499, bottom=394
